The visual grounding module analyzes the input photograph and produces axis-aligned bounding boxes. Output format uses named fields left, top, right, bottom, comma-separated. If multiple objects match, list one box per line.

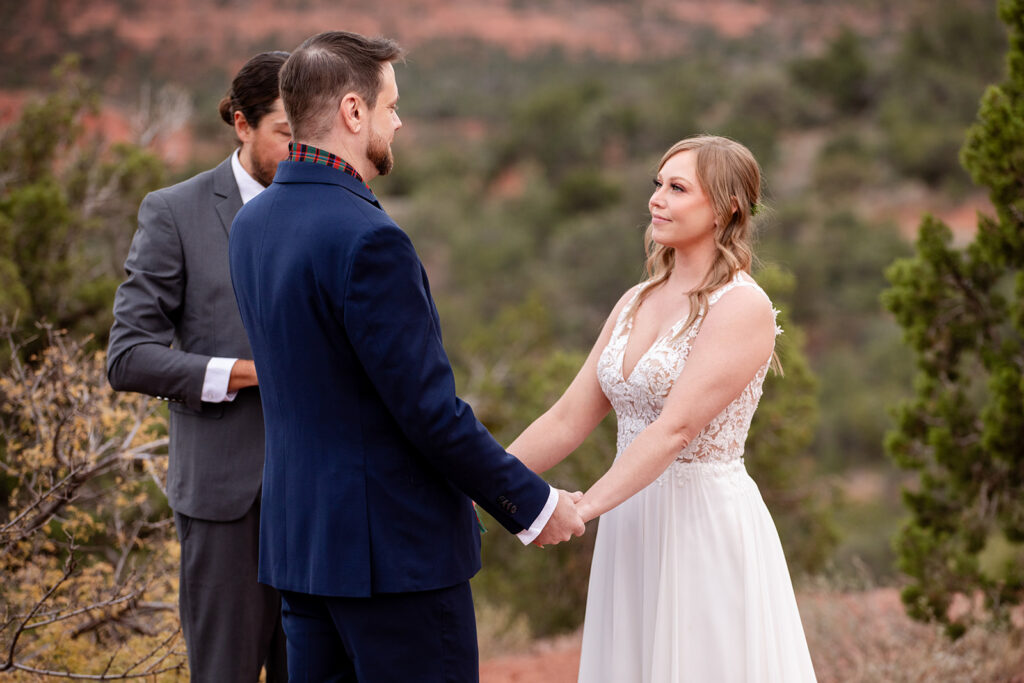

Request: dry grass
left=476, top=600, right=535, bottom=660
left=800, top=587, right=1024, bottom=682
left=479, top=586, right=1024, bottom=682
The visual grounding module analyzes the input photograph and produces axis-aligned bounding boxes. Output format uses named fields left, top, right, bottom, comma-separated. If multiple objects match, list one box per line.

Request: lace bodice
left=596, top=274, right=780, bottom=469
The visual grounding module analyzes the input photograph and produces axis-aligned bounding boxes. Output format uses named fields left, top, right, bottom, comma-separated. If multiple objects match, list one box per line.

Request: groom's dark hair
left=280, top=31, right=404, bottom=142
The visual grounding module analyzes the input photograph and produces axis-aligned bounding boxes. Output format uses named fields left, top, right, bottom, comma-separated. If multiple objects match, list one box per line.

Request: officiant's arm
left=507, top=287, right=637, bottom=474
left=108, top=192, right=215, bottom=411
left=108, top=192, right=257, bottom=409
left=575, top=286, right=776, bottom=523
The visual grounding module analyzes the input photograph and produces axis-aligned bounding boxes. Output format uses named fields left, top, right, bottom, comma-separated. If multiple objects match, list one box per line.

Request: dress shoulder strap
left=612, top=283, right=647, bottom=333
left=706, top=273, right=783, bottom=337
left=708, top=273, right=765, bottom=307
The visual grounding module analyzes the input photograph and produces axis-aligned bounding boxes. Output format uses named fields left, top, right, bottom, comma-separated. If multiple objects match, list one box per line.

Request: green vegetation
left=882, top=0, right=1024, bottom=638
left=378, top=0, right=1007, bottom=632
left=0, top=0, right=1016, bottom=660
left=0, top=57, right=164, bottom=360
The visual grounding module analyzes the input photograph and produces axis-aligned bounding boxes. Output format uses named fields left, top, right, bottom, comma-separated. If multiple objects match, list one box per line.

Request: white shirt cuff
left=516, top=485, right=558, bottom=545
left=201, top=357, right=239, bottom=403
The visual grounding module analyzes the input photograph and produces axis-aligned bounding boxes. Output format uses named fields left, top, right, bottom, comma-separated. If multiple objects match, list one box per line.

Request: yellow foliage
left=1, top=324, right=186, bottom=679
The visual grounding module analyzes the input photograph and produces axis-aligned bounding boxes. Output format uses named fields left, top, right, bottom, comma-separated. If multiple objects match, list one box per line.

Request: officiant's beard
left=250, top=148, right=278, bottom=187
left=368, top=129, right=394, bottom=177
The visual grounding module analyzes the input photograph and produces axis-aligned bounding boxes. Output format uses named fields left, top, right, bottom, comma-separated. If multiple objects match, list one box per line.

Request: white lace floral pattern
left=596, top=274, right=779, bottom=478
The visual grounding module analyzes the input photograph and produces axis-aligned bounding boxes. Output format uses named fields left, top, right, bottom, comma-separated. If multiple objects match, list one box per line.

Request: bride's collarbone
left=631, top=292, right=693, bottom=342
left=621, top=295, right=694, bottom=377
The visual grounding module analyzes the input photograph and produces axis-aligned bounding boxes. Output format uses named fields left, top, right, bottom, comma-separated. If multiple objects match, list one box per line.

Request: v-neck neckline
left=618, top=294, right=691, bottom=384
left=614, top=272, right=757, bottom=384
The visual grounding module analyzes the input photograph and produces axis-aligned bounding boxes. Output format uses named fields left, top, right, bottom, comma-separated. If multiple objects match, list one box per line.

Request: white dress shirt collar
left=230, top=148, right=266, bottom=205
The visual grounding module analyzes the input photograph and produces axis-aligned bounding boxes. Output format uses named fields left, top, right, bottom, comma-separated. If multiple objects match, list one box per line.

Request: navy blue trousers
left=279, top=582, right=478, bottom=682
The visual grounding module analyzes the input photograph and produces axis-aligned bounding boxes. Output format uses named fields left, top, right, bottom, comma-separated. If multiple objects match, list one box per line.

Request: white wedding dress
left=577, top=274, right=817, bottom=682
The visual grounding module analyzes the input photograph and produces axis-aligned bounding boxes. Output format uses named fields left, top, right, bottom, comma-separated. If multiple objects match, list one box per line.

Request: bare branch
left=121, top=628, right=182, bottom=677
left=7, top=661, right=185, bottom=680
left=131, top=82, right=193, bottom=149
left=1, top=324, right=182, bottom=676
left=1, top=548, right=77, bottom=671
left=21, top=590, right=143, bottom=632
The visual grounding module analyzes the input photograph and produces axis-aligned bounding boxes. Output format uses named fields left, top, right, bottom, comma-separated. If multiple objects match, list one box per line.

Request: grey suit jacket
left=108, top=156, right=265, bottom=521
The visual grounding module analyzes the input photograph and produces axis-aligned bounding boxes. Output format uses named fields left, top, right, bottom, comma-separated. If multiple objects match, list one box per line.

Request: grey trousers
left=174, top=498, right=287, bottom=683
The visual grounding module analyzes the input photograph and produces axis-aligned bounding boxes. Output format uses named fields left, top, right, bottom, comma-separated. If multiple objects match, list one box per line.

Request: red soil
left=481, top=632, right=582, bottom=683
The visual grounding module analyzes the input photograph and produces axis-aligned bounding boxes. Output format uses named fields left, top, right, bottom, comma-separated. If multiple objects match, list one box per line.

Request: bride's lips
left=651, top=214, right=670, bottom=224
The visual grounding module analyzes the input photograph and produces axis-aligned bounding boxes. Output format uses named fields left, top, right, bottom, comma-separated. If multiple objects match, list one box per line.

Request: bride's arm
left=507, top=287, right=638, bottom=474
left=575, top=286, right=778, bottom=523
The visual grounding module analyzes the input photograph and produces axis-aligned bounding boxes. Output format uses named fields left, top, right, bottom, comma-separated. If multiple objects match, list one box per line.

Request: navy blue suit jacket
left=229, top=160, right=551, bottom=597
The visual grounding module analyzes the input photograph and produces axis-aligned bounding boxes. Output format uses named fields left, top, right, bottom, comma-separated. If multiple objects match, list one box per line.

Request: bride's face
left=648, top=151, right=717, bottom=250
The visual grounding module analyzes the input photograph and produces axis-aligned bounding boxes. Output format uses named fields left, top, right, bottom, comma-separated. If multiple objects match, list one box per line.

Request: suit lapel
left=212, top=156, right=243, bottom=238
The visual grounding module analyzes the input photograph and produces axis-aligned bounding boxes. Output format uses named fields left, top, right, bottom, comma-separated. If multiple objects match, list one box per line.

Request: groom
left=229, top=31, right=585, bottom=681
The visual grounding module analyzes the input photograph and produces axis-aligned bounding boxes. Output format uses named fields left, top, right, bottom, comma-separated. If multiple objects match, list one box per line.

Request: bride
left=509, top=135, right=817, bottom=682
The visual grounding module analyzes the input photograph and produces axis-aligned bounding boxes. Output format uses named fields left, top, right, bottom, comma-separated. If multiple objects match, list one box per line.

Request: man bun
left=219, top=51, right=290, bottom=128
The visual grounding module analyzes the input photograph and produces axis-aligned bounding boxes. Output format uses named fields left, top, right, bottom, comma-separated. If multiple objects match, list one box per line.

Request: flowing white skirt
left=577, top=459, right=817, bottom=682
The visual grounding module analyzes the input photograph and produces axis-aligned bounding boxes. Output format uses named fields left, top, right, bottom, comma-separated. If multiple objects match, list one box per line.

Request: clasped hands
left=533, top=488, right=587, bottom=548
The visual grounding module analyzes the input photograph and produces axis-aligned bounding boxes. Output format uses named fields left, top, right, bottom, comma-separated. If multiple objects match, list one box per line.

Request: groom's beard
left=368, top=129, right=394, bottom=177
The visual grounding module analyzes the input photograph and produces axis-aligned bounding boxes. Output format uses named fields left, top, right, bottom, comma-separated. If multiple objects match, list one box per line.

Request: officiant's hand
left=533, top=489, right=585, bottom=547
left=228, top=359, right=259, bottom=392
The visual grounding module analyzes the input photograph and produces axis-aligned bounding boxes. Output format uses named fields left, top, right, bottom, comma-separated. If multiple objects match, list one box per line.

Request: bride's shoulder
left=619, top=282, right=647, bottom=306
left=610, top=283, right=647, bottom=318
left=704, top=277, right=776, bottom=336
left=594, top=283, right=646, bottom=339
left=711, top=274, right=772, bottom=307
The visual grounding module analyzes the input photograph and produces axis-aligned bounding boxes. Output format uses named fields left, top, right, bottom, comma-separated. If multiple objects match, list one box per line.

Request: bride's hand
left=569, top=490, right=599, bottom=524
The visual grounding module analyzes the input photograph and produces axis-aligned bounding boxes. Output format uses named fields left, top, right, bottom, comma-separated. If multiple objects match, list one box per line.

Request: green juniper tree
left=0, top=57, right=164, bottom=361
left=882, top=0, right=1024, bottom=638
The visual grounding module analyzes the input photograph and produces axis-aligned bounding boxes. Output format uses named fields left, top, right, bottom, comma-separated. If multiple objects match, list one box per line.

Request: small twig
left=98, top=635, right=129, bottom=679
left=21, top=591, right=142, bottom=632
left=136, top=630, right=183, bottom=675
left=113, top=522, right=144, bottom=584
left=1, top=548, right=77, bottom=671
left=0, top=467, right=81, bottom=535
left=7, top=661, right=185, bottom=680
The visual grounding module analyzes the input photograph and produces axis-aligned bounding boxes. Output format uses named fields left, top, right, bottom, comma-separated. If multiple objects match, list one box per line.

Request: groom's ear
left=339, top=92, right=364, bottom=134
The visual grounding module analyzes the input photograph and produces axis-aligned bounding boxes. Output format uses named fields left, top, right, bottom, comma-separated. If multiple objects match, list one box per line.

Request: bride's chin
left=650, top=232, right=676, bottom=249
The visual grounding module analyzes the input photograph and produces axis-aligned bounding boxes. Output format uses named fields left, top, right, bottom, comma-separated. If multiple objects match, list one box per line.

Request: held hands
left=533, top=489, right=586, bottom=548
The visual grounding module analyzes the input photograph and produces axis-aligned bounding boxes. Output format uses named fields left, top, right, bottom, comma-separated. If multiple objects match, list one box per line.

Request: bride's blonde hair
left=628, top=135, right=779, bottom=369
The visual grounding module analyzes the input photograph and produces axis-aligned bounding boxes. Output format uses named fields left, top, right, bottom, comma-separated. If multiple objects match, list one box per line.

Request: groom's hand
left=533, top=489, right=585, bottom=547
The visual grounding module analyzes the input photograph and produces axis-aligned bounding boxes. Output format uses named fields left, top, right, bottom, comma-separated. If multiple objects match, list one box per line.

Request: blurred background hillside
left=2, top=0, right=1021, bottom=679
